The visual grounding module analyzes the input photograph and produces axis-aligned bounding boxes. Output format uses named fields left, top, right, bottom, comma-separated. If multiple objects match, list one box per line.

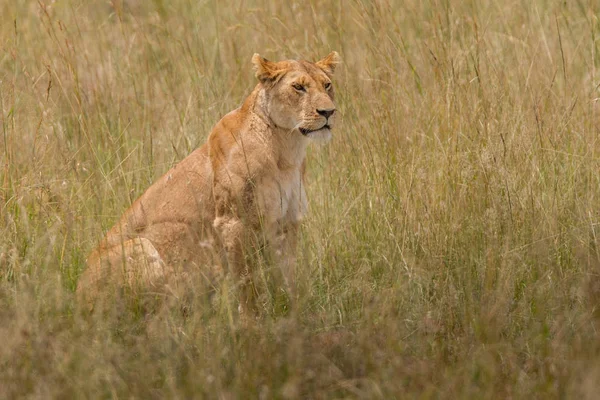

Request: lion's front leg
left=268, top=220, right=300, bottom=304
left=214, top=215, right=257, bottom=315
left=211, top=166, right=261, bottom=316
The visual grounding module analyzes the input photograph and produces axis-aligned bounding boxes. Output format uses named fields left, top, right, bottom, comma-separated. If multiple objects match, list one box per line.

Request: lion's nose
left=317, top=108, right=335, bottom=119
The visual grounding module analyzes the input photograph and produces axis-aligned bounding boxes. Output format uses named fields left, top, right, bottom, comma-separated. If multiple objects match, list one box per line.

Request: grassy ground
left=1, top=0, right=600, bottom=397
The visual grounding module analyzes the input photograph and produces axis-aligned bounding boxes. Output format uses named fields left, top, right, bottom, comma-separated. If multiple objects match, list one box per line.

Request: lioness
left=76, top=52, right=339, bottom=314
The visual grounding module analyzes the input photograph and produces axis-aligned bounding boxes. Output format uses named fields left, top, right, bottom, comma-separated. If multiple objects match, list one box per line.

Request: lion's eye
left=324, top=82, right=332, bottom=90
left=292, top=83, right=305, bottom=92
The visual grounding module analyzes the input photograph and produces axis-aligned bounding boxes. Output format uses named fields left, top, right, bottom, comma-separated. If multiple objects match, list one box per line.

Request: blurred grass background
left=2, top=0, right=600, bottom=397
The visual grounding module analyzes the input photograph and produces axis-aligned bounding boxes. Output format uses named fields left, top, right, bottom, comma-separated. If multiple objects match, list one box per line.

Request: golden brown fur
left=76, top=52, right=340, bottom=313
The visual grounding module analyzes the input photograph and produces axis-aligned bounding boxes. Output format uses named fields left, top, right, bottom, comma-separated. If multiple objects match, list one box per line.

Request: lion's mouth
left=300, top=125, right=331, bottom=136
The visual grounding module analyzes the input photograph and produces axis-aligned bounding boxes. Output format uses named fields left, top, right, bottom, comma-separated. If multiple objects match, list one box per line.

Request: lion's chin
left=305, top=127, right=332, bottom=144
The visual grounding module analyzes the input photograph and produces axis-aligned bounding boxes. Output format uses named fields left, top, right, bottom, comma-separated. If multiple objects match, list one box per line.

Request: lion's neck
left=244, top=86, right=309, bottom=170
left=246, top=85, right=271, bottom=127
left=272, top=126, right=308, bottom=170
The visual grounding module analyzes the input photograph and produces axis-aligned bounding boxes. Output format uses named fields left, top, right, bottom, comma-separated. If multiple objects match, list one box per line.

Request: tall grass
left=1, top=0, right=600, bottom=397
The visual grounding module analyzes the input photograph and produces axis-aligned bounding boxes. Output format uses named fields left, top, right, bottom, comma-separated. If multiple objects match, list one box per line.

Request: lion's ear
left=315, top=51, right=340, bottom=75
left=252, top=53, right=282, bottom=83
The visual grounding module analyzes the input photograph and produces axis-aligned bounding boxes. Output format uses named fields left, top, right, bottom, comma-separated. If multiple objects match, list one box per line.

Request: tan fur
left=77, top=52, right=340, bottom=313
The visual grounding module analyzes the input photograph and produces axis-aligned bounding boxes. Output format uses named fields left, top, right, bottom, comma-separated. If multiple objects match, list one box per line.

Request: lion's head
left=252, top=52, right=340, bottom=143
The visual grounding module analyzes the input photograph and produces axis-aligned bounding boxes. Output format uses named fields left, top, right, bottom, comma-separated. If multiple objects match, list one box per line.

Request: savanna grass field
left=1, top=0, right=600, bottom=398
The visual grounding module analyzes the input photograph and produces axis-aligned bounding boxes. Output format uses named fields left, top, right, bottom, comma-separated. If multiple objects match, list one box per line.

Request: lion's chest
left=256, top=168, right=307, bottom=225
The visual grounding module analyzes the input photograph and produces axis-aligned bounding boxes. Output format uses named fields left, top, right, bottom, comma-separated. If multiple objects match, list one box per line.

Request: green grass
left=2, top=0, right=600, bottom=397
